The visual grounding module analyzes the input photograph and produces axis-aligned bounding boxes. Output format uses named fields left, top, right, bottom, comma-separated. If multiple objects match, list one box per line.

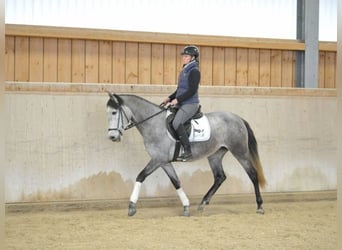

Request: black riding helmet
left=181, top=45, right=199, bottom=61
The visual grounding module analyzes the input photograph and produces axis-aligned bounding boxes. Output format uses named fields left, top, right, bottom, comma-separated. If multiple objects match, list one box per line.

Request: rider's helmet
left=181, top=45, right=199, bottom=60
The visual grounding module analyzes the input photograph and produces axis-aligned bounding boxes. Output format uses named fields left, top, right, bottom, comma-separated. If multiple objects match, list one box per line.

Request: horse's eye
left=112, top=111, right=117, bottom=115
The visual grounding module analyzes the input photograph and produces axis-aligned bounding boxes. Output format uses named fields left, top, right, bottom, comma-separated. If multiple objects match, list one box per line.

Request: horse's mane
left=107, top=94, right=161, bottom=110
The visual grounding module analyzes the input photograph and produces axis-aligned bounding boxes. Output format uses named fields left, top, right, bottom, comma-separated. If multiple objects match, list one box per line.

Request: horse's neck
left=121, top=95, right=164, bottom=129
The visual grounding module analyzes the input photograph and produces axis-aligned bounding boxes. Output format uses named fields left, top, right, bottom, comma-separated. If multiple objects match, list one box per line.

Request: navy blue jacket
left=169, top=60, right=200, bottom=105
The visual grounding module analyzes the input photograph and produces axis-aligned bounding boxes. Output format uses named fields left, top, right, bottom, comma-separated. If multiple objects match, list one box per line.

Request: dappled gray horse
left=106, top=93, right=266, bottom=216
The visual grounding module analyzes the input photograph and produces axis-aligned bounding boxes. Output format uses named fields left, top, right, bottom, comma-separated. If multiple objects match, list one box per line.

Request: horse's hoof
left=256, top=207, right=265, bottom=214
left=183, top=206, right=190, bottom=217
left=197, top=201, right=208, bottom=212
left=128, top=202, right=136, bottom=216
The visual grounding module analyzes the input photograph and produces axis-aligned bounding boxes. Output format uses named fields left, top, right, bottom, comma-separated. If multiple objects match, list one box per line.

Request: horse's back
left=205, top=111, right=248, bottom=149
left=206, top=111, right=245, bottom=128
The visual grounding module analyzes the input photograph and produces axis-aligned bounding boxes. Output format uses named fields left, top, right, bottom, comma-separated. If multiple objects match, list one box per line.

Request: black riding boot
left=176, top=124, right=192, bottom=161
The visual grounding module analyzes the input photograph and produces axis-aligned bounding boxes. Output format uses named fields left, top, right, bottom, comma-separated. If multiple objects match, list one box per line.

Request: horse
left=106, top=92, right=266, bottom=216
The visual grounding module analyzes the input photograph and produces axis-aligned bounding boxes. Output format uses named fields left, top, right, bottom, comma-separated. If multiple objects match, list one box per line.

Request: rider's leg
left=172, top=104, right=199, bottom=161
left=176, top=124, right=192, bottom=160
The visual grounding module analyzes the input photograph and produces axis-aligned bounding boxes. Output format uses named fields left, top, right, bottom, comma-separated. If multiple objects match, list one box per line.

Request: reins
left=122, top=103, right=170, bottom=130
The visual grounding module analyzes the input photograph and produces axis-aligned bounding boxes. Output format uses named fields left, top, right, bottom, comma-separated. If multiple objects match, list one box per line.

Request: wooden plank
left=200, top=46, right=213, bottom=85
left=292, top=52, right=296, bottom=86
left=125, top=42, right=138, bottom=84
left=5, top=36, right=15, bottom=81
left=99, top=40, right=112, bottom=83
left=324, top=52, right=336, bottom=88
left=6, top=24, right=309, bottom=51
left=14, top=36, right=29, bottom=81
left=236, top=48, right=248, bottom=86
left=57, top=39, right=72, bottom=82
left=224, top=48, right=236, bottom=86
left=259, top=49, right=271, bottom=87
left=112, top=42, right=125, bottom=84
left=4, top=28, right=337, bottom=90
left=319, top=42, right=337, bottom=51
left=6, top=82, right=336, bottom=98
left=281, top=50, right=294, bottom=87
left=212, top=47, right=225, bottom=86
left=151, top=44, right=164, bottom=84
left=138, top=43, right=151, bottom=84
left=163, top=44, right=177, bottom=85
left=43, top=38, right=58, bottom=82
left=176, top=45, right=184, bottom=81
left=247, top=49, right=259, bottom=86
left=71, top=39, right=85, bottom=83
left=29, top=37, right=43, bottom=82
left=270, top=50, right=282, bottom=87
left=318, top=52, right=325, bottom=88
left=85, top=40, right=99, bottom=83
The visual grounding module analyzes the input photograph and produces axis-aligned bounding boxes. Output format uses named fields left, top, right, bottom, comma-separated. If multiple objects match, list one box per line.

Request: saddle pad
left=189, top=115, right=211, bottom=142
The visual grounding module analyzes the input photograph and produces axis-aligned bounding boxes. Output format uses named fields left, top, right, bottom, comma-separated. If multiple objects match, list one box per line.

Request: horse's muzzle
left=109, top=136, right=121, bottom=142
left=108, top=128, right=122, bottom=142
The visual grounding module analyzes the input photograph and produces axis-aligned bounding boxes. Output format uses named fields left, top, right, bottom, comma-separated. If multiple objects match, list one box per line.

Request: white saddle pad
left=189, top=115, right=211, bottom=142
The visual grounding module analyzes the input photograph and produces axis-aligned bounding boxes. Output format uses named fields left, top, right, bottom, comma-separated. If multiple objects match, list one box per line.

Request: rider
left=162, top=45, right=201, bottom=161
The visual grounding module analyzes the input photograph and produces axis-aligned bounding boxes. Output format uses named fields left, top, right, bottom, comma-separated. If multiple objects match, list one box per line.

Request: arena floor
left=5, top=191, right=336, bottom=249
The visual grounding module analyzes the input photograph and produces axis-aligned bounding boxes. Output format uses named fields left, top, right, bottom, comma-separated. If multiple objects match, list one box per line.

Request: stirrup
left=181, top=151, right=192, bottom=161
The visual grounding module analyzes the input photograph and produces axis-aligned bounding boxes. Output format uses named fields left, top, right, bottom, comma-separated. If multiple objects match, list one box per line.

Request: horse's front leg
left=128, top=159, right=164, bottom=216
left=162, top=163, right=190, bottom=217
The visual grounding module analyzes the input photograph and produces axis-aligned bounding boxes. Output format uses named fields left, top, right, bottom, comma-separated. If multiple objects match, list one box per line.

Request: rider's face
left=182, top=55, right=192, bottom=65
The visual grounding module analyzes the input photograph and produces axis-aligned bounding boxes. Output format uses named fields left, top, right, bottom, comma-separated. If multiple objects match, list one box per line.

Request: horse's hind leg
left=162, top=163, right=190, bottom=217
left=198, top=147, right=228, bottom=211
left=234, top=154, right=264, bottom=214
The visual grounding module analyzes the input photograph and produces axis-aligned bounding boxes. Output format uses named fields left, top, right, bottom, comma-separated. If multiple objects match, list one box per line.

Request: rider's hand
left=170, top=99, right=178, bottom=106
left=162, top=98, right=170, bottom=105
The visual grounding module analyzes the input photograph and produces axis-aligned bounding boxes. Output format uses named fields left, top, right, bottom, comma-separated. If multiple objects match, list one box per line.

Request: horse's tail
left=242, top=119, right=266, bottom=188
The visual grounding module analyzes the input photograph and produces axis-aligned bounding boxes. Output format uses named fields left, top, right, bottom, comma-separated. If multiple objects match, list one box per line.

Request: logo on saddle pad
left=166, top=110, right=211, bottom=142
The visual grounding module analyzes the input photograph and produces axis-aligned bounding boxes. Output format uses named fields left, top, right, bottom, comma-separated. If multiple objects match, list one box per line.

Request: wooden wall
left=5, top=24, right=337, bottom=88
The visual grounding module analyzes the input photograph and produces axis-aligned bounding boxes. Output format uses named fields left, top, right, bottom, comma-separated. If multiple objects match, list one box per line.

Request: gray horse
left=106, top=92, right=266, bottom=216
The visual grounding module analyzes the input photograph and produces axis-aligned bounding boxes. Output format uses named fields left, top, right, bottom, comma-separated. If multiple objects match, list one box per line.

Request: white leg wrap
left=130, top=182, right=142, bottom=203
left=177, top=188, right=190, bottom=206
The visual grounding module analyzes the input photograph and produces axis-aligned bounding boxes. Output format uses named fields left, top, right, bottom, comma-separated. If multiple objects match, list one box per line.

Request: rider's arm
left=168, top=90, right=177, bottom=101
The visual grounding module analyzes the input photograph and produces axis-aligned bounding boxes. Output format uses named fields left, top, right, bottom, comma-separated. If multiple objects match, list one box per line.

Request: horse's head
left=106, top=92, right=132, bottom=142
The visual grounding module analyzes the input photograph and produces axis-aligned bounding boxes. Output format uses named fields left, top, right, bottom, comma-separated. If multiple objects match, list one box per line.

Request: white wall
left=5, top=84, right=337, bottom=203
left=5, top=0, right=337, bottom=41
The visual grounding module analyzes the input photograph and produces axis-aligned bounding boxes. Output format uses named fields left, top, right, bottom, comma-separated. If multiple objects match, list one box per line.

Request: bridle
left=108, top=100, right=168, bottom=134
left=108, top=105, right=133, bottom=136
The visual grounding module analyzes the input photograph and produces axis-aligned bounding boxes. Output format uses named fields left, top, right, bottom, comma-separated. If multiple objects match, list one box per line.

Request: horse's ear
left=106, top=91, right=115, bottom=100
left=106, top=91, right=123, bottom=107
left=106, top=91, right=119, bottom=108
left=113, top=94, right=124, bottom=106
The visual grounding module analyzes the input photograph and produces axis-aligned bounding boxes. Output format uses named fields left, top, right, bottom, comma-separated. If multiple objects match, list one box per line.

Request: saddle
left=166, top=105, right=210, bottom=161
left=166, top=105, right=203, bottom=140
